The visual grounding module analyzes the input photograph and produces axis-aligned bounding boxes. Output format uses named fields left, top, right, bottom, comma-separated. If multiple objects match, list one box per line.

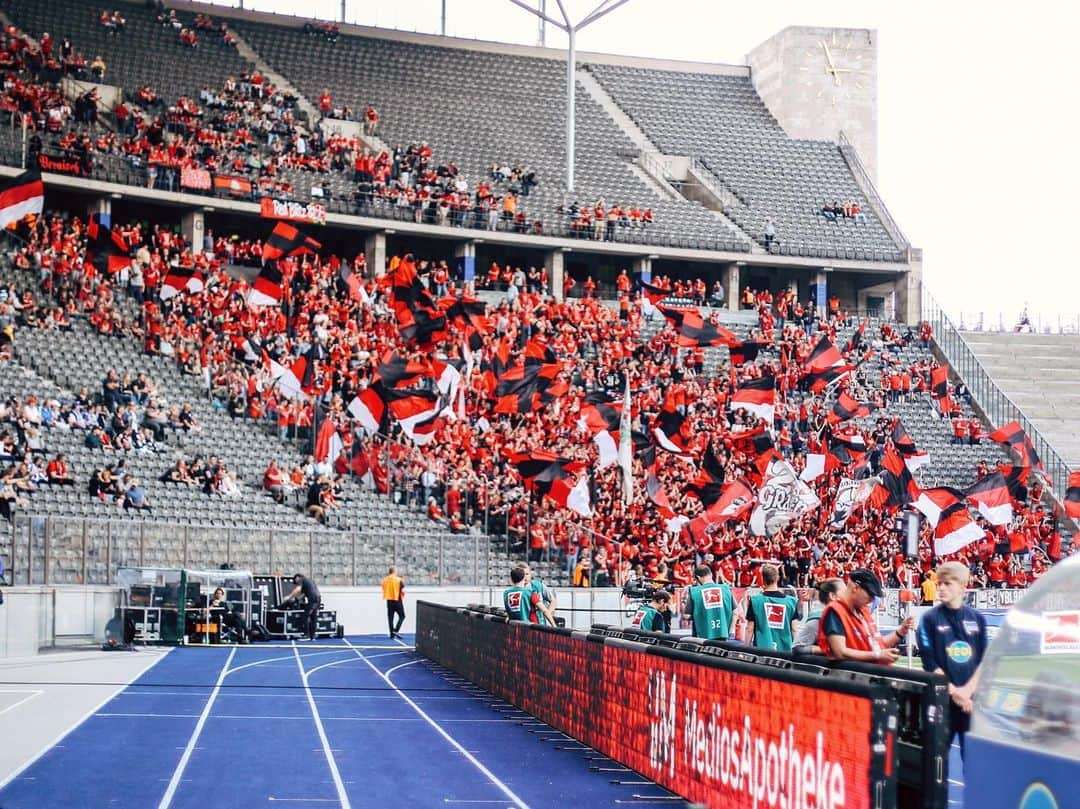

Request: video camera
left=621, top=577, right=669, bottom=601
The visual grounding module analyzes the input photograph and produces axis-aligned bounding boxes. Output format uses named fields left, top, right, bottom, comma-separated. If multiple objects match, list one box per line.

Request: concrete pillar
left=632, top=256, right=652, bottom=283
left=724, top=263, right=740, bottom=310
left=181, top=210, right=205, bottom=256
left=813, top=269, right=829, bottom=320
left=92, top=197, right=111, bottom=217
left=545, top=249, right=565, bottom=302
left=454, top=240, right=477, bottom=283
left=364, top=231, right=387, bottom=278
left=894, top=248, right=922, bottom=324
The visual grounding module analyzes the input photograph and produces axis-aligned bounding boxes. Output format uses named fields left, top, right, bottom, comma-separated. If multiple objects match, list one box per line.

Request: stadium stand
left=0, top=4, right=1068, bottom=596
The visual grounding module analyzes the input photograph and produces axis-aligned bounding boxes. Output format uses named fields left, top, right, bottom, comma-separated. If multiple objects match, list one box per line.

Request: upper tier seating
left=585, top=63, right=905, bottom=261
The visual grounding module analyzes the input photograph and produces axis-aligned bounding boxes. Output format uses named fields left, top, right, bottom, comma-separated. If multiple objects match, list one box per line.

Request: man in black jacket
left=281, top=573, right=322, bottom=641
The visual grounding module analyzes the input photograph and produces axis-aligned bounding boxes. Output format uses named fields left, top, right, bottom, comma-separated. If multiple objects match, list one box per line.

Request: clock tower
left=747, top=26, right=878, bottom=180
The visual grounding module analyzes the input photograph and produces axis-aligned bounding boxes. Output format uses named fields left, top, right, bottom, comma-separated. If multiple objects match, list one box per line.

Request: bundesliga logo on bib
left=507, top=591, right=522, bottom=611
left=702, top=589, right=723, bottom=608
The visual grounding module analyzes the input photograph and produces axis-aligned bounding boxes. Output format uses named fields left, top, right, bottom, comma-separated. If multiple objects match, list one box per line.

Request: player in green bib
left=517, top=563, right=557, bottom=626
left=744, top=564, right=800, bottom=652
left=503, top=566, right=555, bottom=624
left=683, top=564, right=735, bottom=640
left=631, top=589, right=671, bottom=632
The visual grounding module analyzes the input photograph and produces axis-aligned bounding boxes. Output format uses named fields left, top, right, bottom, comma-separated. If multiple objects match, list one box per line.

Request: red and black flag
left=494, top=361, right=567, bottom=414
left=676, top=311, right=736, bottom=348
left=913, top=486, right=967, bottom=527
left=247, top=261, right=284, bottom=307
left=640, top=280, right=670, bottom=310
left=374, top=350, right=430, bottom=390
left=729, top=374, right=775, bottom=423
left=651, top=402, right=692, bottom=455
left=827, top=392, right=878, bottom=425
left=441, top=295, right=489, bottom=334
left=933, top=504, right=986, bottom=556
left=1000, top=464, right=1030, bottom=503
left=578, top=390, right=623, bottom=468
left=390, top=389, right=442, bottom=446
left=843, top=319, right=868, bottom=354
left=504, top=449, right=584, bottom=495
left=890, top=419, right=930, bottom=472
left=686, top=443, right=727, bottom=509
left=870, top=446, right=918, bottom=509
left=0, top=168, right=43, bottom=228
left=387, top=255, right=447, bottom=346
left=827, top=431, right=868, bottom=471
left=988, top=421, right=1042, bottom=471
left=86, top=212, right=129, bottom=275
left=802, top=335, right=853, bottom=393
left=160, top=263, right=205, bottom=300
left=930, top=365, right=952, bottom=415
left=728, top=340, right=765, bottom=366
left=658, top=305, right=692, bottom=330
left=339, top=263, right=370, bottom=304
left=964, top=472, right=1014, bottom=526
left=262, top=221, right=321, bottom=263
left=1065, top=471, right=1080, bottom=520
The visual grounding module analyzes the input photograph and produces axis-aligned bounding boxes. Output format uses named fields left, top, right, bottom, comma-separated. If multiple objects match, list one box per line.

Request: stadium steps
left=958, top=332, right=1080, bottom=468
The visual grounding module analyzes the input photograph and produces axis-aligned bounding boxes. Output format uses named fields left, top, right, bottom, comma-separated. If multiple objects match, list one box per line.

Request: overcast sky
left=209, top=0, right=1078, bottom=328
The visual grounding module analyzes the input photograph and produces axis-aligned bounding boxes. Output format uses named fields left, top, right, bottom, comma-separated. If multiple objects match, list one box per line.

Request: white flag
left=618, top=376, right=633, bottom=506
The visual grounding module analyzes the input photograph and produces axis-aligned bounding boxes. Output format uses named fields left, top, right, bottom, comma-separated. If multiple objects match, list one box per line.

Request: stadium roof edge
left=5, top=165, right=910, bottom=274
left=164, top=0, right=751, bottom=77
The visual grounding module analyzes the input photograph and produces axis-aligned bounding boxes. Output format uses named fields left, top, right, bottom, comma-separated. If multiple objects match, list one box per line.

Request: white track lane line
left=0, top=690, right=42, bottom=717
left=303, top=649, right=412, bottom=679
left=293, top=642, right=350, bottom=809
left=343, top=639, right=530, bottom=809
left=157, top=646, right=237, bottom=809
left=0, top=649, right=171, bottom=791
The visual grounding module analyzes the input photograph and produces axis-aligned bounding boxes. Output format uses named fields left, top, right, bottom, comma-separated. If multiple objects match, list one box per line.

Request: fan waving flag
left=827, top=392, right=879, bottom=425
left=988, top=421, right=1043, bottom=471
left=1066, top=471, right=1080, bottom=520
left=262, top=221, right=321, bottom=262
left=313, top=418, right=344, bottom=465
left=934, top=506, right=986, bottom=556
left=891, top=420, right=930, bottom=472
left=160, top=264, right=205, bottom=300
left=0, top=168, right=43, bottom=228
left=729, top=374, right=775, bottom=423
left=547, top=476, right=592, bottom=517
left=339, top=263, right=371, bottom=304
left=802, top=335, right=853, bottom=393
left=964, top=472, right=1014, bottom=526
left=676, top=311, right=736, bottom=347
left=86, top=212, right=130, bottom=275
left=577, top=391, right=622, bottom=468
left=247, top=261, right=284, bottom=307
left=639, top=280, right=670, bottom=315
left=930, top=366, right=952, bottom=416
left=728, top=340, right=765, bottom=366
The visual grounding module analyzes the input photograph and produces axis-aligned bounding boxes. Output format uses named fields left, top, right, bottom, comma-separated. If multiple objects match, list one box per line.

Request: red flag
left=1065, top=471, right=1080, bottom=520
left=314, top=418, right=343, bottom=464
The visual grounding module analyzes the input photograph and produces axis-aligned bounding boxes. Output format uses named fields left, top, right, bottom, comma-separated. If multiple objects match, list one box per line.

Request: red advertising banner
left=180, top=167, right=212, bottom=191
left=259, top=197, right=327, bottom=225
left=416, top=602, right=895, bottom=809
left=36, top=152, right=84, bottom=177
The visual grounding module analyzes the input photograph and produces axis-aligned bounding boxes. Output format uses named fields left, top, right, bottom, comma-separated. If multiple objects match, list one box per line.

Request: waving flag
left=160, top=264, right=205, bottom=300
left=930, top=366, right=952, bottom=416
left=248, top=261, right=284, bottom=307
left=934, top=506, right=986, bottom=556
left=750, top=456, right=820, bottom=536
left=829, top=477, right=876, bottom=528
left=988, top=421, right=1043, bottom=472
left=339, top=263, right=371, bottom=304
left=505, top=450, right=585, bottom=496
left=964, top=472, right=1014, bottom=526
left=892, top=420, right=930, bottom=472
left=578, top=391, right=622, bottom=468
left=729, top=374, right=775, bottom=423
left=676, top=311, right=736, bottom=348
left=652, top=401, right=692, bottom=455
left=86, top=212, right=130, bottom=275
left=314, top=418, right=344, bottom=464
left=803, top=335, right=853, bottom=393
left=0, top=168, right=43, bottom=228
left=262, top=221, right=321, bottom=262
left=640, top=280, right=670, bottom=315
left=913, top=486, right=967, bottom=527
left=494, top=361, right=567, bottom=414
left=728, top=340, right=766, bottom=366
left=547, top=476, right=592, bottom=517
left=827, top=392, right=878, bottom=425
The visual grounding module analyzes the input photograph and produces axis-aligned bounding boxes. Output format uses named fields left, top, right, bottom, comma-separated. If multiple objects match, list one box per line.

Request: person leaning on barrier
left=792, top=578, right=845, bottom=655
left=503, top=565, right=554, bottom=624
left=516, top=562, right=556, bottom=626
left=280, top=573, right=322, bottom=641
left=818, top=568, right=914, bottom=665
left=684, top=564, right=735, bottom=640
left=631, top=589, right=671, bottom=632
left=743, top=564, right=800, bottom=652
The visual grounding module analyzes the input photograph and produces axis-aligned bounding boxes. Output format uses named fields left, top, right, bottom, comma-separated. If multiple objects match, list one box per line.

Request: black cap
left=849, top=568, right=883, bottom=598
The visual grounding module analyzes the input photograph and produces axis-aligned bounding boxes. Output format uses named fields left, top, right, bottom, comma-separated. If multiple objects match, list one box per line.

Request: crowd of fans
left=2, top=207, right=1070, bottom=594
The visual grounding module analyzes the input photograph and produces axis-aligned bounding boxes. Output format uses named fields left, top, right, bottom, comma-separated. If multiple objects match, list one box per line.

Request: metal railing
left=922, top=287, right=1073, bottom=496
left=1, top=514, right=492, bottom=588
left=690, top=157, right=752, bottom=211
left=954, top=310, right=1080, bottom=335
left=838, top=130, right=910, bottom=252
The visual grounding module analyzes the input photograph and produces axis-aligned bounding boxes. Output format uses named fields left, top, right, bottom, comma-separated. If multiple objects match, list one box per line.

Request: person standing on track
left=917, top=562, right=988, bottom=761
left=381, top=566, right=406, bottom=639
left=281, top=573, right=321, bottom=641
left=743, top=564, right=800, bottom=651
left=684, top=564, right=735, bottom=640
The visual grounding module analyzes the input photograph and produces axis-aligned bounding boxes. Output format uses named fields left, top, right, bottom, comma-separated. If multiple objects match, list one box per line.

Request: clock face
left=797, top=30, right=870, bottom=104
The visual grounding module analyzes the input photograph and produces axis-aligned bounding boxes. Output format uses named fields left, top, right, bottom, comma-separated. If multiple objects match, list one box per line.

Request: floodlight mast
left=507, top=0, right=631, bottom=194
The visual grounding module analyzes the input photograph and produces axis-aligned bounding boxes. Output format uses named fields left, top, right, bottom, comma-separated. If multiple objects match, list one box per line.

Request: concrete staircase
left=959, top=332, right=1080, bottom=468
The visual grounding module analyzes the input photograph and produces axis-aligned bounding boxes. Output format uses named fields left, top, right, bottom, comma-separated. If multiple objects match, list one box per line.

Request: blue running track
left=0, top=635, right=679, bottom=809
